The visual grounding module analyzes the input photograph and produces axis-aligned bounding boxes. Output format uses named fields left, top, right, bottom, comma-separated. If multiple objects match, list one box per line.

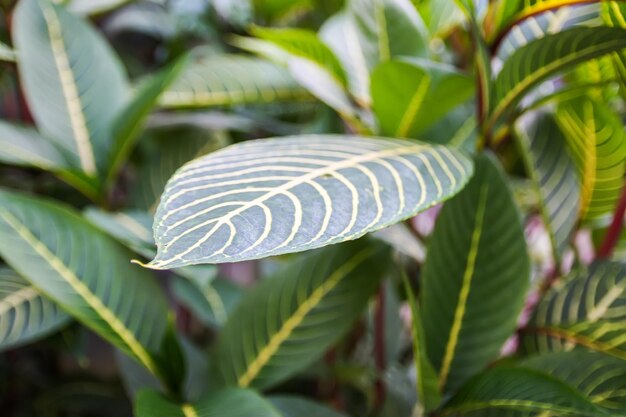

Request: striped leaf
left=555, top=96, right=626, bottom=220
left=214, top=238, right=390, bottom=391
left=0, top=189, right=170, bottom=380
left=422, top=154, right=530, bottom=394
left=172, top=277, right=242, bottom=328
left=0, top=121, right=69, bottom=171
left=515, top=112, right=580, bottom=259
left=370, top=60, right=474, bottom=138
left=159, top=52, right=310, bottom=108
left=146, top=135, right=472, bottom=268
left=522, top=351, right=626, bottom=413
left=135, top=388, right=280, bottom=417
left=0, top=267, right=70, bottom=351
left=13, top=0, right=130, bottom=181
left=442, top=367, right=609, bottom=416
left=491, top=26, right=626, bottom=124
left=523, top=261, right=626, bottom=359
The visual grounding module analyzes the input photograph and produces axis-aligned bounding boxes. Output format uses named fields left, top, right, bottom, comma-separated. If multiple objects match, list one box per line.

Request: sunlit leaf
left=270, top=396, right=348, bottom=417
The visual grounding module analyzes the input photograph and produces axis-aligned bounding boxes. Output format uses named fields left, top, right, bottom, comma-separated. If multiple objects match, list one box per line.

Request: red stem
left=597, top=183, right=626, bottom=259
left=374, top=286, right=386, bottom=408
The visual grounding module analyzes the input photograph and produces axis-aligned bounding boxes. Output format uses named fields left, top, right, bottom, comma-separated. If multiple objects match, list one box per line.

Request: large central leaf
left=146, top=135, right=472, bottom=268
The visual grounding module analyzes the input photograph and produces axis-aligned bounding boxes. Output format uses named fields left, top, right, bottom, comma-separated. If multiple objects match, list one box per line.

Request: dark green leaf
left=270, top=396, right=348, bottom=417
left=172, top=277, right=242, bottom=328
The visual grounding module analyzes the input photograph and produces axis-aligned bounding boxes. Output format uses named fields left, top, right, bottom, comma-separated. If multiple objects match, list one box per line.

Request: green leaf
left=371, top=59, right=474, bottom=137
left=0, top=121, right=69, bottom=171
left=523, top=261, right=626, bottom=359
left=159, top=52, right=310, bottom=108
left=135, top=388, right=281, bottom=417
left=270, top=396, right=348, bottom=417
left=0, top=267, right=70, bottom=351
left=105, top=57, right=188, bottom=186
left=419, top=0, right=467, bottom=37
left=65, top=0, right=133, bottom=15
left=13, top=0, right=130, bottom=180
left=347, top=0, right=429, bottom=70
left=402, top=274, right=441, bottom=413
left=522, top=351, right=626, bottom=412
left=422, top=154, right=530, bottom=394
left=491, top=26, right=626, bottom=124
left=515, top=112, right=580, bottom=259
left=0, top=41, right=15, bottom=62
left=172, top=277, right=242, bottom=328
left=146, top=135, right=472, bottom=268
left=0, top=189, right=170, bottom=381
left=214, top=238, right=390, bottom=390
left=555, top=96, right=626, bottom=220
left=442, top=367, right=609, bottom=416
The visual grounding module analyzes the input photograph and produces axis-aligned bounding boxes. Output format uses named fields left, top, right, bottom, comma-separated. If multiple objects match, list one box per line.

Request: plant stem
left=374, top=285, right=386, bottom=409
left=597, top=183, right=626, bottom=259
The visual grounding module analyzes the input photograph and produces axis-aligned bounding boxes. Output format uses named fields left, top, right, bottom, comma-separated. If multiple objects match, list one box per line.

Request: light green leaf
left=172, top=277, right=242, bottom=328
left=523, top=261, right=626, bottom=360
left=159, top=52, right=310, bottom=108
left=442, top=367, right=609, bottom=416
left=214, top=239, right=390, bottom=390
left=555, top=96, right=626, bottom=220
left=0, top=121, right=69, bottom=170
left=270, top=396, right=348, bottom=417
left=515, top=112, right=580, bottom=259
left=491, top=26, right=626, bottom=124
left=0, top=189, right=169, bottom=381
left=422, top=154, right=530, bottom=394
left=135, top=388, right=281, bottom=417
left=145, top=135, right=472, bottom=268
left=371, top=59, right=474, bottom=137
left=13, top=0, right=130, bottom=180
left=0, top=41, right=15, bottom=62
left=419, top=0, right=467, bottom=37
left=65, top=0, right=133, bottom=15
left=522, top=351, right=626, bottom=413
left=347, top=0, right=429, bottom=70
left=0, top=267, right=70, bottom=351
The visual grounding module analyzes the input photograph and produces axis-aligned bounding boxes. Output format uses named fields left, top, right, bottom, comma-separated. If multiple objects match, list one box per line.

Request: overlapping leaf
left=523, top=261, right=626, bottom=359
left=555, top=96, right=626, bottom=220
left=515, top=112, right=580, bottom=259
left=421, top=154, right=530, bottom=394
left=0, top=121, right=69, bottom=171
left=159, top=52, right=310, bottom=108
left=13, top=0, right=130, bottom=179
left=146, top=135, right=472, bottom=268
left=0, top=189, right=169, bottom=379
left=172, top=277, right=242, bottom=328
left=214, top=239, right=390, bottom=390
left=0, top=267, right=70, bottom=351
left=491, top=26, right=626, bottom=123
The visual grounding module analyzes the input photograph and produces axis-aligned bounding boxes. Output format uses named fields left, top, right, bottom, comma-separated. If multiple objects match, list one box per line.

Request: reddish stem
left=597, top=183, right=626, bottom=259
left=373, top=286, right=386, bottom=408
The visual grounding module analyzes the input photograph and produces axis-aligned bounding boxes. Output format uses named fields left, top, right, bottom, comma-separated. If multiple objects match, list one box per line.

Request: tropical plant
left=0, top=0, right=625, bottom=416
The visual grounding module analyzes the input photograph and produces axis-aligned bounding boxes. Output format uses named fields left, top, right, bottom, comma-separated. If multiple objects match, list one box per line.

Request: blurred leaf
left=555, top=96, right=626, bottom=220
left=0, top=41, right=15, bottom=62
left=0, top=121, right=69, bottom=171
left=422, top=154, right=530, bottom=394
left=159, top=52, right=310, bottom=108
left=419, top=0, right=466, bottom=37
left=0, top=267, right=70, bottom=352
left=172, top=277, right=242, bottom=328
left=65, top=0, right=134, bottom=15
left=270, top=396, right=348, bottom=417
left=442, top=367, right=608, bottom=416
left=515, top=112, right=580, bottom=259
left=135, top=388, right=280, bottom=417
left=0, top=189, right=170, bottom=382
left=13, top=0, right=130, bottom=183
left=146, top=135, right=472, bottom=268
left=212, top=0, right=252, bottom=28
left=523, top=261, right=626, bottom=359
left=371, top=59, right=474, bottom=137
left=214, top=239, right=390, bottom=391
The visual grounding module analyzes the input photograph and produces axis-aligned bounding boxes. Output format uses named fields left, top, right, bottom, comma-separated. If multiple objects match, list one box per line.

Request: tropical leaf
left=0, top=189, right=170, bottom=381
left=421, top=154, right=530, bottom=394
left=214, top=238, right=390, bottom=390
left=555, top=96, right=626, bottom=220
left=159, top=52, right=310, bottom=108
left=522, top=261, right=626, bottom=359
left=515, top=112, right=580, bottom=259
left=145, top=135, right=472, bottom=268
left=371, top=59, right=474, bottom=138
left=0, top=41, right=15, bottom=62
left=135, top=388, right=281, bottom=417
left=522, top=351, right=626, bottom=412
left=441, top=367, right=609, bottom=416
left=172, top=277, right=242, bottom=328
left=13, top=0, right=130, bottom=180
left=347, top=0, right=429, bottom=70
left=0, top=267, right=70, bottom=351
left=270, top=396, right=348, bottom=417
left=0, top=121, right=69, bottom=171
left=491, top=26, right=626, bottom=124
